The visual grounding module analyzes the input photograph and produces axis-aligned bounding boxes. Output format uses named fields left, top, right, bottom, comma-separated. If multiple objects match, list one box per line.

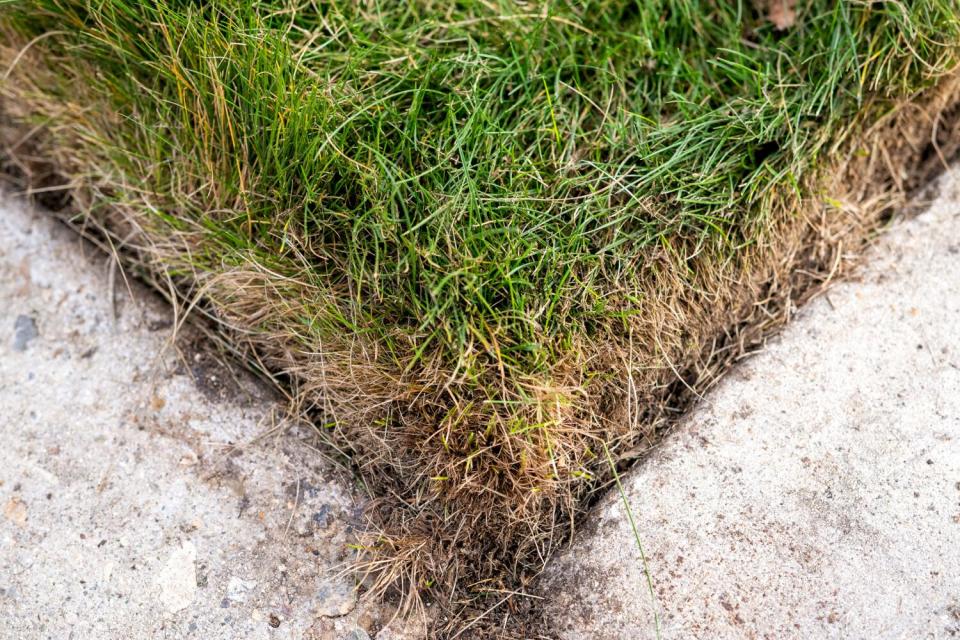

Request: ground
left=4, top=5, right=959, bottom=597
left=540, top=167, right=960, bottom=638
left=0, top=197, right=425, bottom=639
left=1, top=162, right=960, bottom=639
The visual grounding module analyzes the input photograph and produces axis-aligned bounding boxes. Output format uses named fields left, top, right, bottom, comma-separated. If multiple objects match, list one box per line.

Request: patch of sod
left=2, top=0, right=960, bottom=625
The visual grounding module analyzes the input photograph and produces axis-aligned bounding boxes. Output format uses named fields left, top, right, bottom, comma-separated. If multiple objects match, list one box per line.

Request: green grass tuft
left=7, top=0, right=958, bottom=374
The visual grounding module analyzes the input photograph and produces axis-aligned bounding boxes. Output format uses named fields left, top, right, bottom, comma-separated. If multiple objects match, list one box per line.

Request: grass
left=604, top=440, right=660, bottom=638
left=2, top=0, right=959, bottom=632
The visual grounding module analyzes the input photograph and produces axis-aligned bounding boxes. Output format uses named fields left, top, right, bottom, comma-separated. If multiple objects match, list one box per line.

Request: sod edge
left=2, top=2, right=960, bottom=631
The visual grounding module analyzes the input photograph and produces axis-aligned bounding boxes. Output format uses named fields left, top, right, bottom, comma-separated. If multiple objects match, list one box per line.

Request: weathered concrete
left=542, top=168, right=960, bottom=638
left=0, top=199, right=425, bottom=640
left=4, top=169, right=960, bottom=639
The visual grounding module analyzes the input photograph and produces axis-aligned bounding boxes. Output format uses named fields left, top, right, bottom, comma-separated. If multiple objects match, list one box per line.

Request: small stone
left=226, top=576, right=257, bottom=603
left=315, top=580, right=357, bottom=618
left=3, top=497, right=27, bottom=527
left=179, top=451, right=199, bottom=467
left=292, top=515, right=313, bottom=537
left=308, top=620, right=337, bottom=640
left=356, top=609, right=377, bottom=632
left=12, top=315, right=38, bottom=352
left=155, top=541, right=197, bottom=613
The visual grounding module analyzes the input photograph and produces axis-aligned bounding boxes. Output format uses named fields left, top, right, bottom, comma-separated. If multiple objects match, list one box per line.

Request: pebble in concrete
left=156, top=541, right=198, bottom=614
left=11, top=314, right=37, bottom=352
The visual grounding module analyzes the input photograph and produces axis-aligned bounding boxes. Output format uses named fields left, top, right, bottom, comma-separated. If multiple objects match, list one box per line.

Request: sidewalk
left=0, top=199, right=422, bottom=639
left=541, top=168, right=960, bottom=638
left=3, top=166, right=959, bottom=639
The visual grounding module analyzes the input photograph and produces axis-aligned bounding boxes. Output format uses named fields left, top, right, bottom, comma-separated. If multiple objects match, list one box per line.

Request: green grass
left=3, top=0, right=959, bottom=618
left=604, top=440, right=660, bottom=638
left=7, top=0, right=957, bottom=375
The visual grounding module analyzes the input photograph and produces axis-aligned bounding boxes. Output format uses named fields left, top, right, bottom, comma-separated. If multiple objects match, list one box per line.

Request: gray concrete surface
left=3, top=169, right=960, bottom=639
left=0, top=199, right=425, bottom=640
left=542, top=168, right=960, bottom=638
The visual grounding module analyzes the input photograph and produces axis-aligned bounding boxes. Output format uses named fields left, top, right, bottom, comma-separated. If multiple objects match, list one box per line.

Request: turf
left=2, top=0, right=960, bottom=628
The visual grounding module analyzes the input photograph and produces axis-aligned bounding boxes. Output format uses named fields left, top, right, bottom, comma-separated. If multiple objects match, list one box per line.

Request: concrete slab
left=4, top=169, right=960, bottom=639
left=541, top=168, right=960, bottom=638
left=0, top=199, right=424, bottom=640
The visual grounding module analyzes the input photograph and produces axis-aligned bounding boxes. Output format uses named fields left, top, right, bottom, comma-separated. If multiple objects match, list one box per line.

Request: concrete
left=3, top=168, right=960, bottom=639
left=0, top=199, right=425, bottom=640
left=542, top=168, right=960, bottom=638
